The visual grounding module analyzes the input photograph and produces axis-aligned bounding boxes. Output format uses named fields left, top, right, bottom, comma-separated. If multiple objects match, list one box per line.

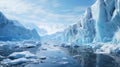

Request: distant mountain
left=23, top=23, right=47, bottom=36
left=38, top=28, right=47, bottom=36
left=0, top=12, right=40, bottom=41
left=63, top=0, right=120, bottom=44
left=41, top=31, right=64, bottom=42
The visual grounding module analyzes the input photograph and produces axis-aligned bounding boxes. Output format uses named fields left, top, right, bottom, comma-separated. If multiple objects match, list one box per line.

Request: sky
left=0, top=0, right=95, bottom=35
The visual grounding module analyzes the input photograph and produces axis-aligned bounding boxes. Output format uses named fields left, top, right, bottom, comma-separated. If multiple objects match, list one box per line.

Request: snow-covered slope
left=0, top=12, right=40, bottom=41
left=63, top=0, right=120, bottom=44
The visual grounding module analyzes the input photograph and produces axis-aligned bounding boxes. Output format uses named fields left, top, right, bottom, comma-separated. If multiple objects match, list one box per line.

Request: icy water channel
left=0, top=41, right=81, bottom=67
left=25, top=45, right=81, bottom=67
left=0, top=41, right=120, bottom=67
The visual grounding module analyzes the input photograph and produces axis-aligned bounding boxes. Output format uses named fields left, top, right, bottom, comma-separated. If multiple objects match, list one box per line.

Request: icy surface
left=1, top=0, right=120, bottom=67
left=0, top=41, right=41, bottom=66
left=1, top=58, right=30, bottom=65
left=112, top=29, right=120, bottom=44
left=0, top=12, right=40, bottom=41
left=8, top=51, right=37, bottom=59
left=25, top=45, right=81, bottom=67
left=63, top=0, right=120, bottom=44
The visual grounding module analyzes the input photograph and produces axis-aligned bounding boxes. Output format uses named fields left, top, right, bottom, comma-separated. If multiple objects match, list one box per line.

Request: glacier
left=1, top=0, right=120, bottom=67
left=0, top=12, right=40, bottom=41
left=63, top=0, right=120, bottom=44
left=57, top=0, right=120, bottom=67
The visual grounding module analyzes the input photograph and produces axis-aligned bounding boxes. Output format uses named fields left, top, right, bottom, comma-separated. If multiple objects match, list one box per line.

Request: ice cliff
left=63, top=0, right=120, bottom=44
left=0, top=12, right=40, bottom=41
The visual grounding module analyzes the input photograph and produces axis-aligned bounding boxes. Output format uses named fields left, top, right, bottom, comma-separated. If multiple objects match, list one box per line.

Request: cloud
left=61, top=6, right=87, bottom=14
left=38, top=23, right=66, bottom=34
left=0, top=0, right=83, bottom=34
left=73, top=6, right=87, bottom=12
left=0, top=0, right=32, bottom=14
left=52, top=0, right=61, bottom=7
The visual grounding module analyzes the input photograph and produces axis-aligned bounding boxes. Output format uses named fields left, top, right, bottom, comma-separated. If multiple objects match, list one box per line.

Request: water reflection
left=63, top=45, right=120, bottom=67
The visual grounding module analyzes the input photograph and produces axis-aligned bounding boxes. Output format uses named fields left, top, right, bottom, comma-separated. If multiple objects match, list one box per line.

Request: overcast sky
left=0, top=0, right=95, bottom=34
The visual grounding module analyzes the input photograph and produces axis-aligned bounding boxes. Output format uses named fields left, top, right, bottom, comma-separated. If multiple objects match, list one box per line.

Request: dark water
left=25, top=45, right=81, bottom=67
left=64, top=46, right=120, bottom=67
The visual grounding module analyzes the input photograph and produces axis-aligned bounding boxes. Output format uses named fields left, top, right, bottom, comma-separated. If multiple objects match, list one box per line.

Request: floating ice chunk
left=100, top=44, right=114, bottom=54
left=1, top=59, right=11, bottom=64
left=40, top=60, right=45, bottom=63
left=39, top=56, right=47, bottom=60
left=29, top=59, right=39, bottom=64
left=23, top=43, right=36, bottom=48
left=73, top=55, right=81, bottom=58
left=52, top=60, right=58, bottom=64
left=41, top=47, right=47, bottom=50
left=0, top=55, right=5, bottom=59
left=61, top=43, right=71, bottom=48
left=62, top=57, right=68, bottom=60
left=9, top=51, right=36, bottom=60
left=59, top=61, right=69, bottom=65
left=9, top=58, right=30, bottom=65
left=1, top=58, right=31, bottom=65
